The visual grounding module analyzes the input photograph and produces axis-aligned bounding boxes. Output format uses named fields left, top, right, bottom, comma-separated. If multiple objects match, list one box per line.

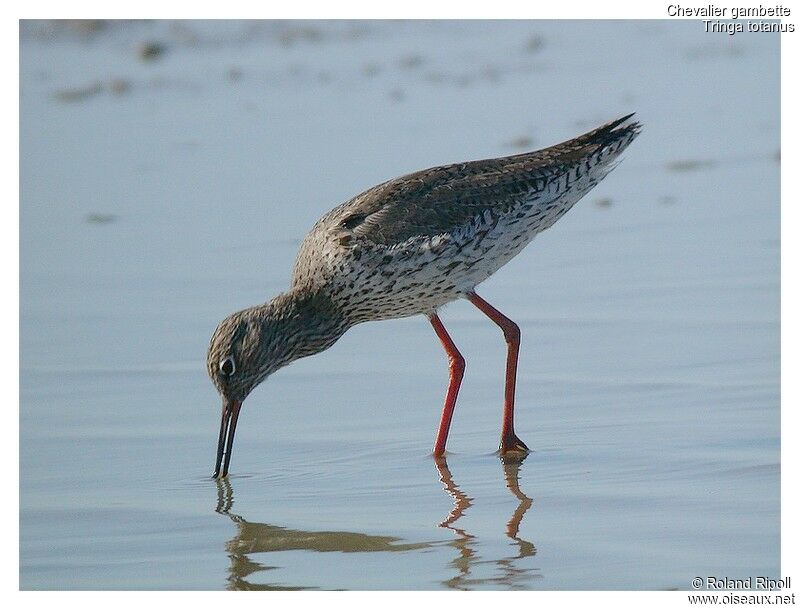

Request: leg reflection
left=501, top=453, right=536, bottom=559
left=434, top=455, right=539, bottom=590
left=434, top=456, right=477, bottom=589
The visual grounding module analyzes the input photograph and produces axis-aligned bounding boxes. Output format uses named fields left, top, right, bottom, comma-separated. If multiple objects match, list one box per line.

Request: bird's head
left=207, top=305, right=279, bottom=405
left=207, top=289, right=349, bottom=478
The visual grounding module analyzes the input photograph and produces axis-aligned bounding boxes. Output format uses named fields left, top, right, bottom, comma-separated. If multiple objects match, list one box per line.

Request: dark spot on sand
left=505, top=136, right=535, bottom=150
left=66, top=20, right=108, bottom=36
left=665, top=159, right=716, bottom=172
left=137, top=41, right=166, bottom=62
left=594, top=197, right=613, bottom=208
left=278, top=25, right=324, bottom=47
left=362, top=62, right=381, bottom=78
left=482, top=65, right=501, bottom=83
left=108, top=79, right=131, bottom=95
left=53, top=82, right=103, bottom=102
left=86, top=213, right=118, bottom=224
left=525, top=34, right=545, bottom=53
left=423, top=71, right=446, bottom=84
left=398, top=54, right=424, bottom=69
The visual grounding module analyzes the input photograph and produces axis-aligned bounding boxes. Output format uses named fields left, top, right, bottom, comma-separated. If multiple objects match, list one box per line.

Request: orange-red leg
left=467, top=292, right=529, bottom=454
left=429, top=313, right=466, bottom=456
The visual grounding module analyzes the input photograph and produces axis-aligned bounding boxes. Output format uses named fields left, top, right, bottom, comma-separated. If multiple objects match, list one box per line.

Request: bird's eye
left=220, top=357, right=236, bottom=376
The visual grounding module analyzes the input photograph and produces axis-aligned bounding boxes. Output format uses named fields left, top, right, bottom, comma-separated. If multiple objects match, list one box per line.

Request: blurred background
left=20, top=20, right=779, bottom=590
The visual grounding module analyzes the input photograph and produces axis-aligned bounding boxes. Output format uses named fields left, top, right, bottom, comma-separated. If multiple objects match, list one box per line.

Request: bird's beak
left=213, top=398, right=243, bottom=479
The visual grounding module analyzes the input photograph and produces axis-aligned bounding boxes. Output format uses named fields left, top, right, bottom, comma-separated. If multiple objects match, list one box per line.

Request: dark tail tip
left=604, top=112, right=639, bottom=133
left=575, top=113, right=641, bottom=146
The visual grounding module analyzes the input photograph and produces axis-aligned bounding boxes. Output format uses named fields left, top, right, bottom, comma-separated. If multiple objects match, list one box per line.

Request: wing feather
left=326, top=114, right=641, bottom=246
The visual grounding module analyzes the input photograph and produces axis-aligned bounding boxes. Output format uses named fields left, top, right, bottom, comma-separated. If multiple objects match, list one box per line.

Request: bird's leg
left=429, top=313, right=466, bottom=457
left=467, top=292, right=529, bottom=454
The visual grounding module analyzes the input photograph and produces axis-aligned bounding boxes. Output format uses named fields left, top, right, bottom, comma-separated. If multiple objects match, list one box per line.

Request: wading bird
left=208, top=114, right=642, bottom=478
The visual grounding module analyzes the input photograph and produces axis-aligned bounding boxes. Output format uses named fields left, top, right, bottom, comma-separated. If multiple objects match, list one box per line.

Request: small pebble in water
left=388, top=88, right=405, bottom=103
left=137, top=41, right=166, bottom=62
left=665, top=159, right=716, bottom=172
left=505, top=136, right=534, bottom=150
left=525, top=34, right=545, bottom=53
left=108, top=79, right=131, bottom=95
left=85, top=213, right=118, bottom=224
left=362, top=62, right=381, bottom=78
left=53, top=82, right=103, bottom=102
left=398, top=54, right=424, bottom=69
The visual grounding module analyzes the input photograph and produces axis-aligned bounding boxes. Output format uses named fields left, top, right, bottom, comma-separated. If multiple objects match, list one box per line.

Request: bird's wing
left=325, top=114, right=641, bottom=247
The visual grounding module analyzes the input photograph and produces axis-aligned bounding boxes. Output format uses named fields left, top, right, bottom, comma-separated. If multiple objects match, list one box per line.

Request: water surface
left=20, top=20, right=779, bottom=590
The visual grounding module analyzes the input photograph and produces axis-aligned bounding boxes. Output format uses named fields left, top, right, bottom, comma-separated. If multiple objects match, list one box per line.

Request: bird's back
left=291, top=115, right=641, bottom=321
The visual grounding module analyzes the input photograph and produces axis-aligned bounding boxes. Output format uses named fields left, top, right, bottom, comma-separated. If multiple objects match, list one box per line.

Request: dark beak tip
left=213, top=399, right=243, bottom=480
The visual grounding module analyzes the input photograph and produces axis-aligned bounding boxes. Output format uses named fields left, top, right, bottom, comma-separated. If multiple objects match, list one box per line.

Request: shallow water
left=20, top=20, right=779, bottom=590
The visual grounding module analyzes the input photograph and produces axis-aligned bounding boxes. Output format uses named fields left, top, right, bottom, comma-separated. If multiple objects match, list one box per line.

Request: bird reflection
left=214, top=478, right=429, bottom=590
left=434, top=454, right=540, bottom=589
left=214, top=456, right=538, bottom=590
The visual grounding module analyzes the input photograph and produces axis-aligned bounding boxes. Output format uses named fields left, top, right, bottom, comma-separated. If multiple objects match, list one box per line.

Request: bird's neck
left=259, top=288, right=350, bottom=366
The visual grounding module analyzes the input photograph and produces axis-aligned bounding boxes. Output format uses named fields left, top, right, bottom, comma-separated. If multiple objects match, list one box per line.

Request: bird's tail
left=576, top=113, right=642, bottom=149
left=513, top=114, right=643, bottom=234
left=544, top=113, right=642, bottom=170
left=564, top=113, right=643, bottom=187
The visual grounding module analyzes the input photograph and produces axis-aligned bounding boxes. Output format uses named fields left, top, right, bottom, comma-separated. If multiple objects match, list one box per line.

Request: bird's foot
left=499, top=433, right=530, bottom=455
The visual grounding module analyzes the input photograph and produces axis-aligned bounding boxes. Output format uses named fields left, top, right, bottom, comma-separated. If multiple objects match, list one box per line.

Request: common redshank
left=208, top=114, right=642, bottom=478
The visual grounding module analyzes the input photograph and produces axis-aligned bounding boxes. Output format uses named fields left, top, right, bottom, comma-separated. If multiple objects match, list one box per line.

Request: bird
left=207, top=114, right=642, bottom=478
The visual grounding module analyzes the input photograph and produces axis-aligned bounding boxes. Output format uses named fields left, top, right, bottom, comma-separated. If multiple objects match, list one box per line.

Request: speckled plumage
left=291, top=114, right=641, bottom=323
left=208, top=114, right=642, bottom=477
